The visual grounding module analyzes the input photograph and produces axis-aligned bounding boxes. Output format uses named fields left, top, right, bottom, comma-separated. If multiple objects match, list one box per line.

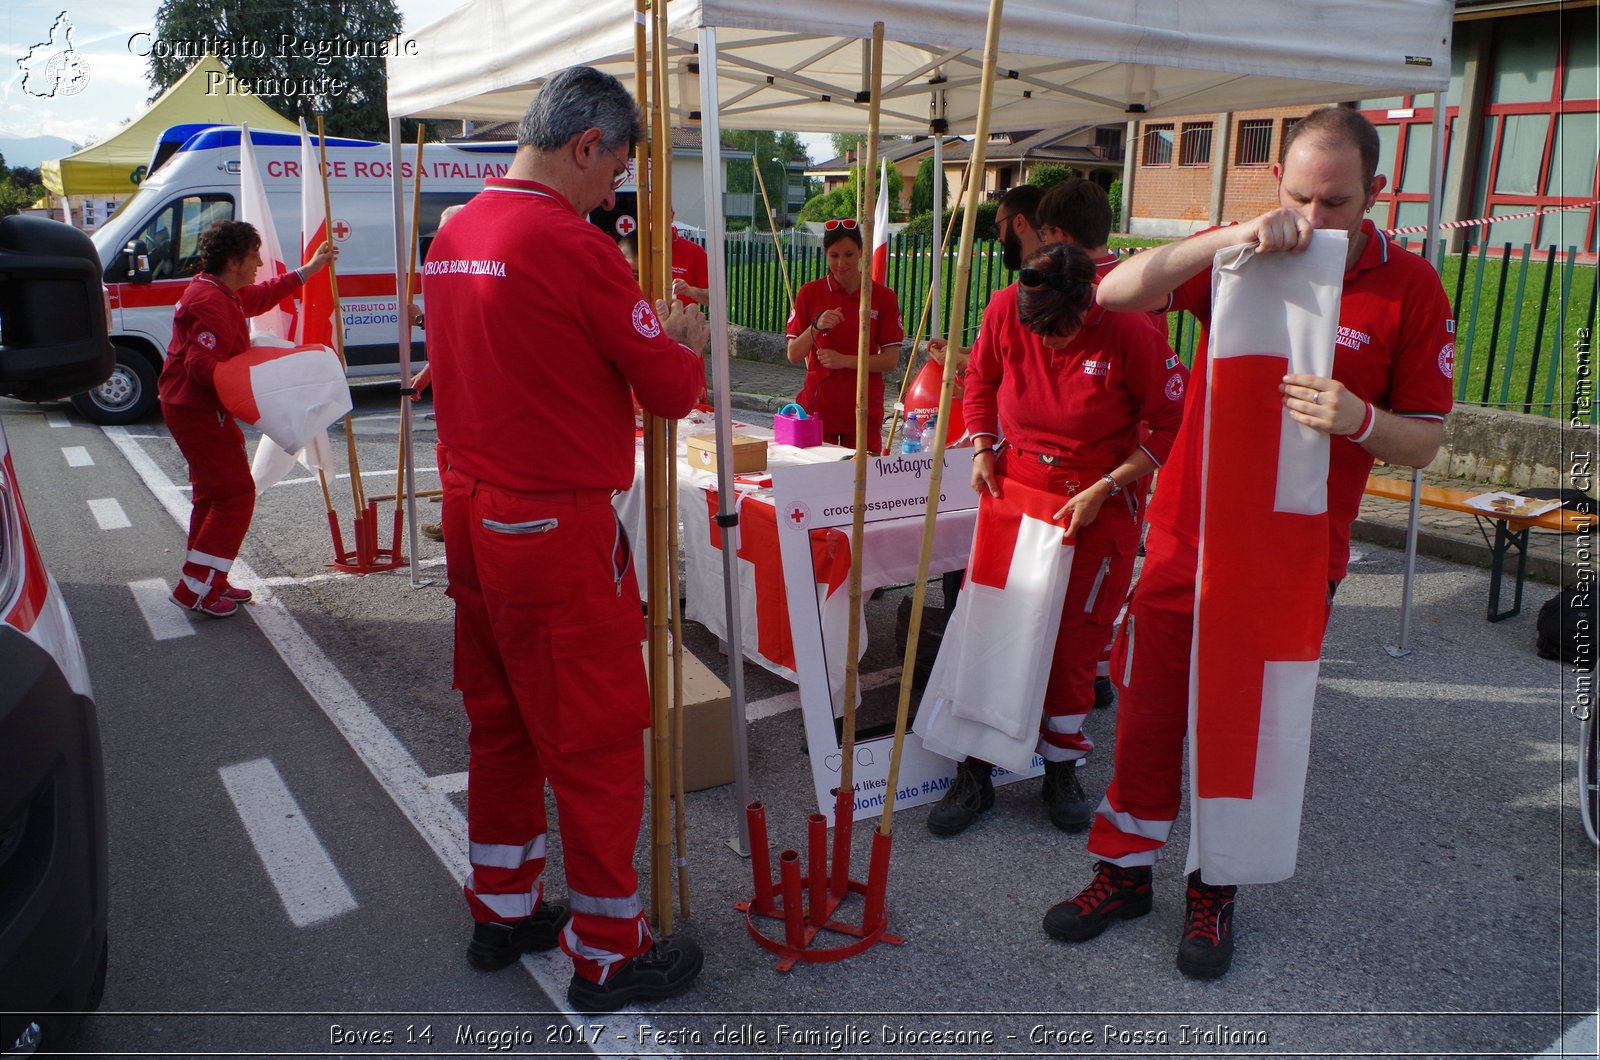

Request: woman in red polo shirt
left=158, top=220, right=334, bottom=617
left=784, top=219, right=904, bottom=451
left=925, top=241, right=1188, bottom=839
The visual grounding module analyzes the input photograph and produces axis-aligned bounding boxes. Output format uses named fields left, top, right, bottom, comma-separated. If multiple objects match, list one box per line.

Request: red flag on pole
left=295, top=119, right=336, bottom=347
left=871, top=160, right=890, bottom=284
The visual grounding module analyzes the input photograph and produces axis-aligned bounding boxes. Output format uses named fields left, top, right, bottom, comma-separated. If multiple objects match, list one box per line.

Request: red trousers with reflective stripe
left=163, top=402, right=255, bottom=564
left=1088, top=525, right=1333, bottom=866
left=443, top=465, right=652, bottom=983
left=997, top=453, right=1139, bottom=763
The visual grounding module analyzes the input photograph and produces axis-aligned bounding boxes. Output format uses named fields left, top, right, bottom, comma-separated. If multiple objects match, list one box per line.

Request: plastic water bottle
left=901, top=412, right=924, bottom=454
left=922, top=411, right=938, bottom=446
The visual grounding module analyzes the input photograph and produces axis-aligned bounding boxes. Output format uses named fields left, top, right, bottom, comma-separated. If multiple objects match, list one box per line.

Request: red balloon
left=902, top=358, right=966, bottom=442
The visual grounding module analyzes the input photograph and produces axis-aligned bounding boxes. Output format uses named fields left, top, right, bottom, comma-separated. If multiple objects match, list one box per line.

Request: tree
left=795, top=164, right=897, bottom=223
left=1029, top=163, right=1077, bottom=191
left=910, top=157, right=936, bottom=217
left=723, top=130, right=810, bottom=230
left=146, top=0, right=405, bottom=142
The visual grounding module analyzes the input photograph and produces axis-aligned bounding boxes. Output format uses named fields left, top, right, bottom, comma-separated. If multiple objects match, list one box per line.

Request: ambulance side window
left=172, top=195, right=235, bottom=279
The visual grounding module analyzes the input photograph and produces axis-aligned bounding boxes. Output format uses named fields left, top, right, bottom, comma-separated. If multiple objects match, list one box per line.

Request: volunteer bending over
left=925, top=242, right=1185, bottom=839
left=158, top=219, right=334, bottom=617
left=784, top=219, right=904, bottom=451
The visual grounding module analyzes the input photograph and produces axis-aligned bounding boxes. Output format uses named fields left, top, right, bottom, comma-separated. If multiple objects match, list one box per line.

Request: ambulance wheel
left=70, top=345, right=158, bottom=425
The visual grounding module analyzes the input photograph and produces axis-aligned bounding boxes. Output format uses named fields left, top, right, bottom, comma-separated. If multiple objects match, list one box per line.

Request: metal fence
left=718, top=233, right=1600, bottom=422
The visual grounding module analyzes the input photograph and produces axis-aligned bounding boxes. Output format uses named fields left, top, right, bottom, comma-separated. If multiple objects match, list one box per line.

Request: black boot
left=1041, top=759, right=1095, bottom=832
left=925, top=757, right=994, bottom=837
left=1093, top=675, right=1117, bottom=710
left=466, top=901, right=571, bottom=970
left=566, top=935, right=704, bottom=1015
left=1042, top=860, right=1153, bottom=942
left=1176, top=871, right=1237, bottom=979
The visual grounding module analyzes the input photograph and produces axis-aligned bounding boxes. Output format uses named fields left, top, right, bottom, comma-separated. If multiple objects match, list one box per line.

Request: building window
left=1235, top=119, right=1272, bottom=166
left=1094, top=125, right=1125, bottom=162
left=1179, top=122, right=1213, bottom=166
left=1142, top=123, right=1174, bottom=166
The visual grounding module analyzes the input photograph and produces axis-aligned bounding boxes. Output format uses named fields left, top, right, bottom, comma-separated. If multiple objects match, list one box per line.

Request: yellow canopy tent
left=41, top=53, right=296, bottom=197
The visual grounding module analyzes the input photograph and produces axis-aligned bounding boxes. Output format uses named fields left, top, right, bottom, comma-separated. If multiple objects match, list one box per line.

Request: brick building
left=1123, top=1, right=1598, bottom=257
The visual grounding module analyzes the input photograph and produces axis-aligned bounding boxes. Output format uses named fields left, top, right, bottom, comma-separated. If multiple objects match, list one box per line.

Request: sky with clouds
left=0, top=0, right=460, bottom=146
left=1, top=1, right=832, bottom=162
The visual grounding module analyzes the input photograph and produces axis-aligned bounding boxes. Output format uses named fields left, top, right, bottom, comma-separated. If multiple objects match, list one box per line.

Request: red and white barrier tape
left=1385, top=200, right=1598, bottom=237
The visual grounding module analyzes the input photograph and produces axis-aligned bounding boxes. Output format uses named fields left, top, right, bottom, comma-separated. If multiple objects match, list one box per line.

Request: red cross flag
left=295, top=119, right=337, bottom=349
left=871, top=160, right=890, bottom=284
left=914, top=477, right=1074, bottom=773
left=1186, top=232, right=1347, bottom=885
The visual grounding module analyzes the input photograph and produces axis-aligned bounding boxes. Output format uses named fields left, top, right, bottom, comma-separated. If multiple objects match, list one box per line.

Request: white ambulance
left=80, top=126, right=516, bottom=424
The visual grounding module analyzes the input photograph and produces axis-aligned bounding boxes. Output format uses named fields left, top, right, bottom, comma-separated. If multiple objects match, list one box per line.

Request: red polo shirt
left=785, top=273, right=904, bottom=437
left=423, top=178, right=705, bottom=494
left=671, top=232, right=709, bottom=306
left=962, top=283, right=1187, bottom=473
left=1149, top=220, right=1455, bottom=580
left=159, top=270, right=304, bottom=412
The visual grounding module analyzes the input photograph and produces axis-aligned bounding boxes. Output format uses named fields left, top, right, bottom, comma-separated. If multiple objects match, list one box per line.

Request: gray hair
left=517, top=65, right=644, bottom=153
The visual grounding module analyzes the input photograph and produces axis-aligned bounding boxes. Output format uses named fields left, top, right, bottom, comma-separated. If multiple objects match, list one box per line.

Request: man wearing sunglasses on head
left=422, top=64, right=710, bottom=1015
left=924, top=242, right=1186, bottom=841
left=784, top=217, right=905, bottom=450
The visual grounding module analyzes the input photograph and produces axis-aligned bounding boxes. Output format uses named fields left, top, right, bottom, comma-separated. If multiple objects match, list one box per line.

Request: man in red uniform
left=1049, top=107, right=1453, bottom=980
left=159, top=220, right=334, bottom=617
left=422, top=65, right=710, bottom=1015
left=669, top=213, right=710, bottom=307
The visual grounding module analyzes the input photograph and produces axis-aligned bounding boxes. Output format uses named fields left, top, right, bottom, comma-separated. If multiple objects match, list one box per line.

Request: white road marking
left=104, top=424, right=678, bottom=1055
left=62, top=446, right=93, bottom=467
left=428, top=772, right=468, bottom=794
left=218, top=758, right=359, bottom=927
left=270, top=466, right=439, bottom=488
left=87, top=497, right=130, bottom=530
left=128, top=578, right=195, bottom=641
left=745, top=666, right=901, bottom=721
left=1535, top=1012, right=1598, bottom=1056
left=45, top=413, right=69, bottom=428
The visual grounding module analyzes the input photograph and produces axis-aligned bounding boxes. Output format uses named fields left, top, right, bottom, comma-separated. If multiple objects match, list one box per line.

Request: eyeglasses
left=823, top=218, right=859, bottom=231
left=600, top=144, right=631, bottom=190
left=994, top=212, right=1013, bottom=229
left=1018, top=267, right=1076, bottom=292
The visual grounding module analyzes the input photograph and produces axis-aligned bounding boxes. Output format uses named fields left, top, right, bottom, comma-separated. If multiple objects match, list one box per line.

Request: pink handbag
left=773, top=403, right=823, bottom=448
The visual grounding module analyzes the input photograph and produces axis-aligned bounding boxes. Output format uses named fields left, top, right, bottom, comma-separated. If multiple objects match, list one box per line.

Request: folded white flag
left=214, top=334, right=351, bottom=455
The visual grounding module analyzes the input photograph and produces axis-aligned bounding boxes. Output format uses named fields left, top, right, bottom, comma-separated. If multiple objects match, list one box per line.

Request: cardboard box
left=685, top=432, right=768, bottom=474
left=642, top=646, right=735, bottom=792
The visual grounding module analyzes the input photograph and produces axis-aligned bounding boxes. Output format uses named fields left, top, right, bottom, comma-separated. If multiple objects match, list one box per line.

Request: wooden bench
left=1362, top=474, right=1592, bottom=622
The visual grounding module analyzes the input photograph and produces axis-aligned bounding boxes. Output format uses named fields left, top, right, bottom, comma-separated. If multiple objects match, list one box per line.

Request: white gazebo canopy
left=388, top=0, right=1452, bottom=133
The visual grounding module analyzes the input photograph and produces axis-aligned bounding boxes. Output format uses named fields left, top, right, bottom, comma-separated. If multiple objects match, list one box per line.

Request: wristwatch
left=1101, top=474, right=1122, bottom=496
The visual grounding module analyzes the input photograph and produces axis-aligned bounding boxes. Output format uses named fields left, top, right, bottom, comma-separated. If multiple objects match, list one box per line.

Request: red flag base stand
left=734, top=792, right=903, bottom=972
left=325, top=503, right=407, bottom=575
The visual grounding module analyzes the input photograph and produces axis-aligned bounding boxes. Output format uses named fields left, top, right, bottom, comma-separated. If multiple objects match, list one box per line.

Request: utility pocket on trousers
left=546, top=619, right=649, bottom=755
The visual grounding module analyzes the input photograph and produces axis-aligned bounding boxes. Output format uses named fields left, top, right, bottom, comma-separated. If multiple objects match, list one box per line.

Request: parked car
left=0, top=213, right=114, bottom=1054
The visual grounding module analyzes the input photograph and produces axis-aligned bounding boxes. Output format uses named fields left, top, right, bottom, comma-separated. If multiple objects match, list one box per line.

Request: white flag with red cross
left=1185, top=232, right=1347, bottom=885
left=913, top=477, right=1074, bottom=774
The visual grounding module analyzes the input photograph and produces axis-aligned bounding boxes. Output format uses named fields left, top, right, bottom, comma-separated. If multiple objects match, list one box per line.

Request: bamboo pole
left=749, top=149, right=794, bottom=307
left=316, top=115, right=365, bottom=514
left=883, top=157, right=974, bottom=453
left=653, top=1, right=692, bottom=922
left=839, top=21, right=885, bottom=798
left=882, top=0, right=1006, bottom=836
left=639, top=0, right=676, bottom=936
left=395, top=125, right=427, bottom=514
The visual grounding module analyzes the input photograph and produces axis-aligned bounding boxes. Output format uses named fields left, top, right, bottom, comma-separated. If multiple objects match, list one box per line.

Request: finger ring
left=1312, top=391, right=1321, bottom=405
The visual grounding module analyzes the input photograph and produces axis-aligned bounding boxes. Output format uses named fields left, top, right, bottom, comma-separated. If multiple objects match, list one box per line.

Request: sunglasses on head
left=1019, top=267, right=1076, bottom=292
left=823, top=218, right=860, bottom=231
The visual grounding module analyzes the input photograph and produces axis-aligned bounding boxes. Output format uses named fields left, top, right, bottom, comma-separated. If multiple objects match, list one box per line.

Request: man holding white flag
left=1049, top=107, right=1453, bottom=980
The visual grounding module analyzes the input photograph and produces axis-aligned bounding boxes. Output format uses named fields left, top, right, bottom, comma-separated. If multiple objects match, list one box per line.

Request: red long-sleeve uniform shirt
left=423, top=178, right=704, bottom=494
left=962, top=284, right=1187, bottom=473
left=158, top=270, right=304, bottom=411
